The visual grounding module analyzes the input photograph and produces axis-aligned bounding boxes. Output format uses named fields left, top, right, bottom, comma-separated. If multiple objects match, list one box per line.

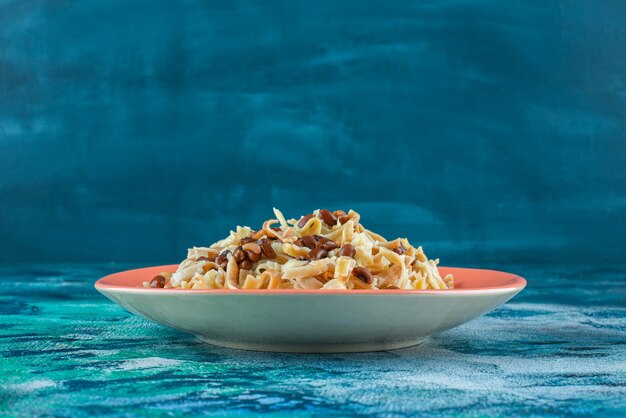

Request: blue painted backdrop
left=1, top=0, right=625, bottom=265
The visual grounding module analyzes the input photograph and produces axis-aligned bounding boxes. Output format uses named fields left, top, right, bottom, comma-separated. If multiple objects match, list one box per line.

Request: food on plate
left=145, top=208, right=454, bottom=290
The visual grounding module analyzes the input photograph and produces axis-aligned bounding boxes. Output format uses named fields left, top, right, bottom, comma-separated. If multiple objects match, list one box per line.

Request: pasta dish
left=145, top=208, right=454, bottom=290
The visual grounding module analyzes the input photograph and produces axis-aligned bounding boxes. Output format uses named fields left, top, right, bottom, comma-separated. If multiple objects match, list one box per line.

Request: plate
left=95, top=265, right=526, bottom=353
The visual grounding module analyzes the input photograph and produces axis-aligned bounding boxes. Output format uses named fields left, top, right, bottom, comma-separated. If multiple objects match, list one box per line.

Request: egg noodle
left=145, top=208, right=454, bottom=290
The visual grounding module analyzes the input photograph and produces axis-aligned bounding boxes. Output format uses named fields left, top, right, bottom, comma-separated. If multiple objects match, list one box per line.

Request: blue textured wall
left=1, top=1, right=625, bottom=264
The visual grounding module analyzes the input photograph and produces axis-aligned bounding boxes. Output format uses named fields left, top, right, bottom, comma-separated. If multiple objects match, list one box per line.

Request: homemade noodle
left=145, top=209, right=454, bottom=290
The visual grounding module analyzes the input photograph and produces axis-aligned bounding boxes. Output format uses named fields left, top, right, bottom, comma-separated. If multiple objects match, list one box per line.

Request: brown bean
left=244, top=249, right=262, bottom=262
left=242, top=242, right=262, bottom=255
left=319, top=209, right=337, bottom=227
left=393, top=245, right=406, bottom=255
left=352, top=267, right=373, bottom=284
left=216, top=250, right=230, bottom=269
left=322, top=240, right=338, bottom=251
left=233, top=246, right=247, bottom=262
left=258, top=238, right=276, bottom=259
left=297, top=214, right=314, bottom=228
left=150, top=275, right=166, bottom=288
left=382, top=285, right=400, bottom=290
left=333, top=209, right=351, bottom=225
left=215, top=250, right=228, bottom=264
left=293, top=238, right=304, bottom=247
left=302, top=235, right=317, bottom=249
left=313, top=234, right=328, bottom=243
left=309, top=248, right=328, bottom=260
left=242, top=244, right=261, bottom=262
left=313, top=235, right=335, bottom=249
left=239, top=237, right=255, bottom=245
left=240, top=259, right=252, bottom=270
left=338, top=244, right=355, bottom=258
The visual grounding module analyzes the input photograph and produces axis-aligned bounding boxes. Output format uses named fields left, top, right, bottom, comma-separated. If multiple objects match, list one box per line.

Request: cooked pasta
left=144, top=208, right=454, bottom=290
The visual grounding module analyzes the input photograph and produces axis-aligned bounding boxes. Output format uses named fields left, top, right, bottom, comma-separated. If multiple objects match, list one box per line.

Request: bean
left=258, top=238, right=276, bottom=259
left=352, top=267, right=373, bottom=284
left=245, top=250, right=261, bottom=262
left=393, top=245, right=406, bottom=255
left=338, top=244, right=355, bottom=258
left=322, top=240, right=338, bottom=251
left=239, top=237, right=255, bottom=245
left=216, top=250, right=231, bottom=269
left=333, top=210, right=350, bottom=224
left=242, top=243, right=262, bottom=262
left=242, top=242, right=262, bottom=255
left=294, top=238, right=304, bottom=247
left=150, top=275, right=166, bottom=288
left=313, top=235, right=335, bottom=249
left=319, top=209, right=337, bottom=227
left=215, top=250, right=228, bottom=264
left=309, top=248, right=328, bottom=260
left=302, top=235, right=317, bottom=249
left=297, top=214, right=314, bottom=228
left=240, top=260, right=252, bottom=270
left=313, top=234, right=329, bottom=243
left=382, top=285, right=400, bottom=290
left=233, top=246, right=247, bottom=262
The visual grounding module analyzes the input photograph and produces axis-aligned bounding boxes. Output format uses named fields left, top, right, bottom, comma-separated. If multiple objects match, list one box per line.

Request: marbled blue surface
left=2, top=2, right=626, bottom=413
left=1, top=264, right=624, bottom=416
left=1, top=1, right=626, bottom=265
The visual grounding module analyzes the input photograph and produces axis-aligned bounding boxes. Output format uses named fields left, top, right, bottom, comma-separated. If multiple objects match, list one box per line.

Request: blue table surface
left=1, top=263, right=624, bottom=417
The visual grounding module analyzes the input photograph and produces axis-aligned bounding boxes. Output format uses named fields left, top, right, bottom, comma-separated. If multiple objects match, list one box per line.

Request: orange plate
left=95, top=265, right=526, bottom=294
left=95, top=265, right=526, bottom=352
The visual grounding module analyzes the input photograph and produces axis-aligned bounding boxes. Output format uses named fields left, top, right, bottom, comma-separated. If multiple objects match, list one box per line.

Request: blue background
left=1, top=3, right=625, bottom=416
left=1, top=0, right=625, bottom=265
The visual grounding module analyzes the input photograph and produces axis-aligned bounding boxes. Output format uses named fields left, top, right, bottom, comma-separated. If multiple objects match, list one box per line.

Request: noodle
left=148, top=208, right=454, bottom=290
